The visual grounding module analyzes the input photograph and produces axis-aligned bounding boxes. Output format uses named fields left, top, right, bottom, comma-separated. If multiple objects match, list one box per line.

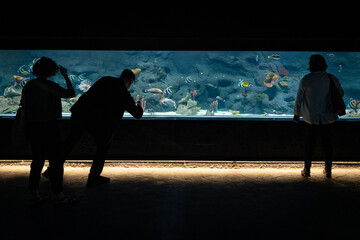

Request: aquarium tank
left=0, top=50, right=359, bottom=120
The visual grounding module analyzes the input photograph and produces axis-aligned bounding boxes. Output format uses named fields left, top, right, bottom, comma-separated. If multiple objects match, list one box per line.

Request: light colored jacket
left=294, top=71, right=344, bottom=124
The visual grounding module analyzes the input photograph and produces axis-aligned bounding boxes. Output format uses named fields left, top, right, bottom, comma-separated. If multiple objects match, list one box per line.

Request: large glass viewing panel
left=0, top=50, right=359, bottom=120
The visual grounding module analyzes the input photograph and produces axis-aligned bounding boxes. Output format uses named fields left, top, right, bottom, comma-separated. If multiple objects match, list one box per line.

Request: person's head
left=120, top=69, right=136, bottom=89
left=32, top=57, right=59, bottom=79
left=308, top=54, right=328, bottom=72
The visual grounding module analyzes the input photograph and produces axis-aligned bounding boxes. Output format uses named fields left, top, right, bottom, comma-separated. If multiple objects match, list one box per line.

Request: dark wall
left=0, top=2, right=358, bottom=161
left=1, top=2, right=358, bottom=51
left=1, top=118, right=358, bottom=161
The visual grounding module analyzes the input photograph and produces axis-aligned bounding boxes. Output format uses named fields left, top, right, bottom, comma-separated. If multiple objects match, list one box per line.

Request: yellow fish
left=229, top=110, right=240, bottom=115
left=131, top=68, right=141, bottom=75
left=238, top=80, right=250, bottom=87
left=13, top=75, right=26, bottom=82
left=242, top=82, right=250, bottom=87
left=18, top=65, right=30, bottom=75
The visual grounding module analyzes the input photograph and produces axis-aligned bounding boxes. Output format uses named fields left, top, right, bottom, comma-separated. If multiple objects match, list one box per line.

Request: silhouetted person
left=294, top=54, right=344, bottom=178
left=45, top=69, right=145, bottom=187
left=20, top=57, right=76, bottom=205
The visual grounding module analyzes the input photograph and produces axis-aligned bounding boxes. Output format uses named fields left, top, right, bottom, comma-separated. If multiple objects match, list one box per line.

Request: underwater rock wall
left=0, top=50, right=359, bottom=116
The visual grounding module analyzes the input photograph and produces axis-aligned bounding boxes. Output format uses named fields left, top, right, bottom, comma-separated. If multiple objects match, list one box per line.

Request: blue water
left=0, top=50, right=358, bottom=119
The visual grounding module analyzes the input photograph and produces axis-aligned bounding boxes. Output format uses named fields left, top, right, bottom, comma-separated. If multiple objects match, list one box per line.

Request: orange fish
left=14, top=75, right=26, bottom=83
left=144, top=88, right=162, bottom=94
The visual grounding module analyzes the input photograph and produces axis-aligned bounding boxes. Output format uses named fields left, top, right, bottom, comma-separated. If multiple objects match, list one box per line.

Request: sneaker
left=323, top=169, right=332, bottom=178
left=87, top=175, right=110, bottom=187
left=301, top=168, right=311, bottom=177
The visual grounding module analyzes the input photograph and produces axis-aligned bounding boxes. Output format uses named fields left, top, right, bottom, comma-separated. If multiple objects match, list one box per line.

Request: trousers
left=304, top=122, right=334, bottom=170
left=65, top=114, right=115, bottom=176
left=27, top=120, right=64, bottom=193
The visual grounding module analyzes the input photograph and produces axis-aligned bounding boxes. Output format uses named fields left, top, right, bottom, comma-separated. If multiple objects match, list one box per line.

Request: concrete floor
left=1, top=161, right=360, bottom=240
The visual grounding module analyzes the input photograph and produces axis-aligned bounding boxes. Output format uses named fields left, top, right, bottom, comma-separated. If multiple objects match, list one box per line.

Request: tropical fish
left=78, top=73, right=86, bottom=81
left=14, top=75, right=30, bottom=87
left=76, top=80, right=91, bottom=92
left=206, top=83, right=217, bottom=88
left=11, top=107, right=18, bottom=114
left=348, top=98, right=360, bottom=110
left=165, top=86, right=173, bottom=95
left=160, top=98, right=176, bottom=108
left=145, top=109, right=155, bottom=114
left=131, top=68, right=141, bottom=75
left=68, top=75, right=77, bottom=81
left=32, top=58, right=40, bottom=64
left=238, top=79, right=250, bottom=87
left=338, top=64, right=343, bottom=73
left=17, top=65, right=30, bottom=75
left=229, top=110, right=240, bottom=115
left=268, top=54, right=281, bottom=60
left=14, top=75, right=26, bottom=83
left=241, top=82, right=250, bottom=87
left=216, top=96, right=225, bottom=103
left=19, top=78, right=30, bottom=87
left=185, top=76, right=193, bottom=83
left=287, top=101, right=296, bottom=105
left=279, top=80, right=288, bottom=87
left=241, top=93, right=248, bottom=98
left=144, top=88, right=162, bottom=94
left=262, top=112, right=269, bottom=116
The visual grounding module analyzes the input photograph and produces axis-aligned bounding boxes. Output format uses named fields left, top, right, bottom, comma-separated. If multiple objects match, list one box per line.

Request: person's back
left=294, top=54, right=344, bottom=178
left=23, top=78, right=69, bottom=122
left=297, top=71, right=340, bottom=124
left=70, top=76, right=142, bottom=123
left=63, top=69, right=144, bottom=187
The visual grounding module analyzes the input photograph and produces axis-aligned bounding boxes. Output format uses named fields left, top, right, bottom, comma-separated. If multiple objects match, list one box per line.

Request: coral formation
left=4, top=86, right=21, bottom=98
left=176, top=98, right=200, bottom=115
left=250, top=93, right=268, bottom=102
left=278, top=67, right=289, bottom=77
left=264, top=72, right=279, bottom=88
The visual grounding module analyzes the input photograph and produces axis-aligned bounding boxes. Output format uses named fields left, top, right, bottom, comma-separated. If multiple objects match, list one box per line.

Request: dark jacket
left=70, top=76, right=143, bottom=125
left=21, top=78, right=75, bottom=122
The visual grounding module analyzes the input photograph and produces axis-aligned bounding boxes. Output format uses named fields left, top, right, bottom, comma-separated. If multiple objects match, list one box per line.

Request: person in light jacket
left=294, top=54, right=344, bottom=178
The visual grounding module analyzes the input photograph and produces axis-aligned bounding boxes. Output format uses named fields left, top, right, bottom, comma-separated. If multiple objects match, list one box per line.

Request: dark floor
left=1, top=161, right=360, bottom=240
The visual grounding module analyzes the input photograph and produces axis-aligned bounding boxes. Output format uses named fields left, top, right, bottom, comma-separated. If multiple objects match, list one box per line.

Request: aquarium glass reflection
left=1, top=50, right=359, bottom=119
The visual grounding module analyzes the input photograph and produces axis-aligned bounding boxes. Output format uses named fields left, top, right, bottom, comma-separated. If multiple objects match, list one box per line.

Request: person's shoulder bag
left=11, top=88, right=28, bottom=148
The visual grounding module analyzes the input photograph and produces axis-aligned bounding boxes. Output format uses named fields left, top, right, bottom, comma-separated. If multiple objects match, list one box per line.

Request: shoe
left=301, top=168, right=311, bottom=177
left=29, top=195, right=50, bottom=207
left=54, top=196, right=77, bottom=207
left=323, top=168, right=332, bottom=178
left=87, top=175, right=110, bottom=187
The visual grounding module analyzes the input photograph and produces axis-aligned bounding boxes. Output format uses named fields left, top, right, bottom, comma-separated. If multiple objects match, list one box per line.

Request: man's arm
left=124, top=91, right=144, bottom=119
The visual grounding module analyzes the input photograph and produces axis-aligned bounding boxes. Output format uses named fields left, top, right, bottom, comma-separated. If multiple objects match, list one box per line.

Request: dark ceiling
left=0, top=2, right=357, bottom=50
